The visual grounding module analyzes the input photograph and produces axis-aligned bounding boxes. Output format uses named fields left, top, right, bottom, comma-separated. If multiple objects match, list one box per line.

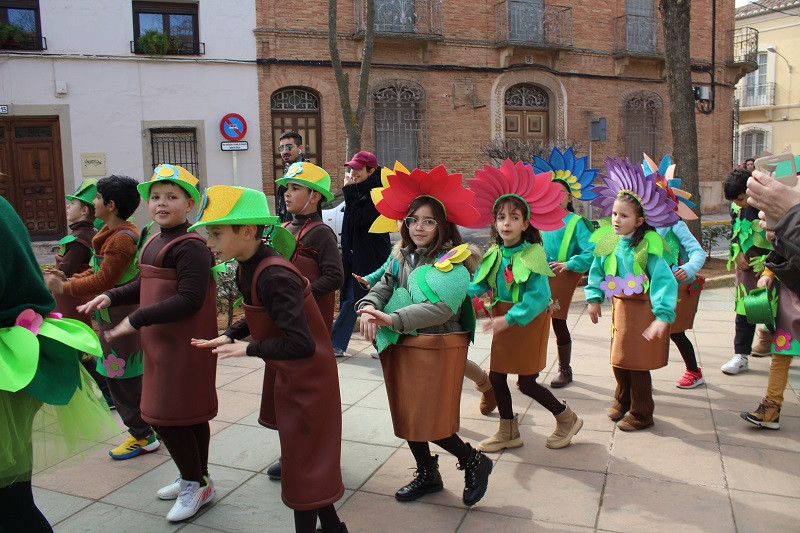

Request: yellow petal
left=369, top=215, right=401, bottom=233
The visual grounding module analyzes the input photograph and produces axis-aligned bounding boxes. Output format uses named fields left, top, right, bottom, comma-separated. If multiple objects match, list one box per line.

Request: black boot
left=550, top=342, right=573, bottom=388
left=266, top=457, right=281, bottom=480
left=459, top=445, right=492, bottom=506
left=394, top=455, right=444, bottom=502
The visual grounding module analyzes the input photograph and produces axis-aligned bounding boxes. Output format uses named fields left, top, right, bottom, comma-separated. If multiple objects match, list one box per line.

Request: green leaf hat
left=188, top=185, right=279, bottom=230
left=137, top=164, right=201, bottom=204
left=275, top=161, right=334, bottom=203
left=65, top=178, right=98, bottom=206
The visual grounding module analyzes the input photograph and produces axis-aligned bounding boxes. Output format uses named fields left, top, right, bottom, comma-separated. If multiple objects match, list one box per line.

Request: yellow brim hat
left=188, top=185, right=279, bottom=231
left=138, top=164, right=201, bottom=204
left=275, top=161, right=334, bottom=203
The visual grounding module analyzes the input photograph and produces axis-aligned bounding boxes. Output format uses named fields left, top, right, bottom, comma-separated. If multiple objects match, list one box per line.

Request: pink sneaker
left=676, top=368, right=705, bottom=389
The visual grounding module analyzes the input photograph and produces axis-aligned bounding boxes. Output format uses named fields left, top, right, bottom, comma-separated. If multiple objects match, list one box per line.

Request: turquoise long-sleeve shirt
left=364, top=254, right=393, bottom=288
left=584, top=235, right=678, bottom=323
left=656, top=221, right=705, bottom=284
left=542, top=212, right=595, bottom=273
left=468, top=241, right=551, bottom=327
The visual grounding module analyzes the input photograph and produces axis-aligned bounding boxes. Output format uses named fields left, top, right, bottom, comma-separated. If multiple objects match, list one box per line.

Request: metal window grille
left=371, top=80, right=427, bottom=169
left=505, top=84, right=548, bottom=108
left=271, top=89, right=319, bottom=111
left=150, top=129, right=199, bottom=177
left=624, top=92, right=662, bottom=160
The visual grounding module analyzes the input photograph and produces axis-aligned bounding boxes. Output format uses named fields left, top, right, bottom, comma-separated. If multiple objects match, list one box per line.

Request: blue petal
left=532, top=154, right=552, bottom=173
left=642, top=158, right=657, bottom=175
left=572, top=156, right=586, bottom=178
left=658, top=155, right=672, bottom=176
left=563, top=147, right=575, bottom=172
left=549, top=148, right=565, bottom=171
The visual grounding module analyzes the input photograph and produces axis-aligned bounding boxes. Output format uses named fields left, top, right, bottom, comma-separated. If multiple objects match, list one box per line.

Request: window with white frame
left=742, top=53, right=771, bottom=107
left=740, top=128, right=769, bottom=160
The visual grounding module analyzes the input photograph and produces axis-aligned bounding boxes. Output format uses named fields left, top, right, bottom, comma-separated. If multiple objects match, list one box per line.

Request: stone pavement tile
left=467, top=346, right=491, bottom=367
left=213, top=389, right=262, bottom=423
left=721, top=443, right=800, bottom=497
left=336, top=356, right=385, bottom=382
left=707, top=381, right=800, bottom=417
left=475, top=461, right=603, bottom=527
left=709, top=365, right=774, bottom=387
left=520, top=396, right=616, bottom=433
left=208, top=423, right=280, bottom=472
left=549, top=375, right=619, bottom=404
left=340, top=440, right=399, bottom=490
left=216, top=356, right=263, bottom=369
left=213, top=364, right=256, bottom=388
left=235, top=408, right=263, bottom=428
left=649, top=378, right=712, bottom=409
left=178, top=525, right=228, bottom=533
left=341, top=405, right=403, bottom=447
left=34, top=443, right=170, bottom=500
left=338, top=376, right=383, bottom=406
left=647, top=403, right=718, bottom=442
left=713, top=409, right=800, bottom=453
left=352, top=383, right=391, bottom=410
left=338, top=491, right=467, bottom=533
left=52, top=501, right=182, bottom=533
left=219, top=366, right=264, bottom=393
left=729, top=489, right=800, bottom=532
left=499, top=427, right=611, bottom=474
left=597, top=475, right=735, bottom=533
left=609, top=432, right=725, bottom=486
left=457, top=416, right=510, bottom=448
left=458, top=511, right=595, bottom=532
left=569, top=353, right=619, bottom=379
left=208, top=419, right=231, bottom=436
left=99, top=461, right=253, bottom=518
left=459, top=385, right=533, bottom=423
left=32, top=487, right=92, bottom=526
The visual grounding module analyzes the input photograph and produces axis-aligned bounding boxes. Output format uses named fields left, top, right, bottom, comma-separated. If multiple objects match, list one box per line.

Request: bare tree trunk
left=659, top=0, right=701, bottom=239
left=329, top=0, right=375, bottom=158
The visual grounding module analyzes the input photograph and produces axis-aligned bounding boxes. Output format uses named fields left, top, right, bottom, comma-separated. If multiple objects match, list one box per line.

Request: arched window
left=270, top=87, right=322, bottom=194
left=624, top=91, right=662, bottom=159
left=270, top=88, right=319, bottom=111
left=371, top=80, right=426, bottom=169
left=504, top=83, right=549, bottom=143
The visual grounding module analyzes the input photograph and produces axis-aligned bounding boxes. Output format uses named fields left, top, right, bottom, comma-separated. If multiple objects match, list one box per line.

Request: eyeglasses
left=277, top=143, right=294, bottom=152
left=404, top=217, right=437, bottom=230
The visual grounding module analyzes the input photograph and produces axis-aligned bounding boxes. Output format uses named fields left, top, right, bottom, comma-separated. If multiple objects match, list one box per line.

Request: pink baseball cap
left=344, top=151, right=378, bottom=170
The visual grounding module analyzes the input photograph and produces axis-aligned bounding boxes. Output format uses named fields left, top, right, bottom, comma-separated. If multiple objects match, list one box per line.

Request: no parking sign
left=220, top=113, right=247, bottom=141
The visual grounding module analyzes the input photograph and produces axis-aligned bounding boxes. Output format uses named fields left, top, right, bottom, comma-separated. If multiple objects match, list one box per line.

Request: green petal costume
left=0, top=196, right=116, bottom=488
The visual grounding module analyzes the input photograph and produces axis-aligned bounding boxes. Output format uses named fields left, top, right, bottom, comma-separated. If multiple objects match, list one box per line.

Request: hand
left=588, top=302, right=601, bottom=324
left=212, top=339, right=249, bottom=359
left=481, top=316, right=510, bottom=335
left=673, top=268, right=689, bottom=282
left=77, top=294, right=111, bottom=314
left=747, top=170, right=800, bottom=229
left=343, top=171, right=355, bottom=187
left=44, top=273, right=65, bottom=295
left=735, top=252, right=751, bottom=271
left=104, top=317, right=135, bottom=342
left=757, top=211, right=776, bottom=239
left=549, top=261, right=568, bottom=274
left=357, top=306, right=392, bottom=343
left=642, top=319, right=669, bottom=341
left=757, top=275, right=773, bottom=289
left=43, top=268, right=67, bottom=281
left=191, top=335, right=232, bottom=348
left=352, top=273, right=371, bottom=290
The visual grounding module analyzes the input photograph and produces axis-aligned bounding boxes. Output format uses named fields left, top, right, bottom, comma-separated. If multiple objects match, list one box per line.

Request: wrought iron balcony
left=354, top=0, right=443, bottom=39
left=130, top=40, right=205, bottom=56
left=495, top=1, right=573, bottom=48
left=613, top=14, right=663, bottom=57
left=736, top=82, right=775, bottom=108
left=0, top=35, right=46, bottom=51
left=728, top=27, right=758, bottom=65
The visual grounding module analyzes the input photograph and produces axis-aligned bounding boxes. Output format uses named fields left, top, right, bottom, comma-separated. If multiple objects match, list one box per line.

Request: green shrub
left=701, top=223, right=730, bottom=259
left=0, top=22, right=25, bottom=46
left=136, top=30, right=183, bottom=55
left=215, top=261, right=241, bottom=328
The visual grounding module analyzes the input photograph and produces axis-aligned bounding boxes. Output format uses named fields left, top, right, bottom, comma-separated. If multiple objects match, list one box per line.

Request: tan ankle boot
left=546, top=404, right=583, bottom=449
left=751, top=328, right=773, bottom=357
left=478, top=416, right=523, bottom=452
left=474, top=371, right=497, bottom=415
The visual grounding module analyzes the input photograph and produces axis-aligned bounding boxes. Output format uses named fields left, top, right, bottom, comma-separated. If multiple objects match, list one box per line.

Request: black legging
left=151, top=423, right=211, bottom=483
left=490, top=371, right=565, bottom=419
left=734, top=314, right=757, bottom=355
left=670, top=332, right=698, bottom=372
left=0, top=480, right=52, bottom=533
left=408, top=434, right=471, bottom=466
left=552, top=318, right=571, bottom=346
left=294, top=504, right=342, bottom=533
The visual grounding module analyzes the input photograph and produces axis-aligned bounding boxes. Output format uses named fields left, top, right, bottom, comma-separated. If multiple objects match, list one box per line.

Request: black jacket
left=276, top=153, right=307, bottom=222
left=339, top=168, right=391, bottom=278
left=767, top=203, right=800, bottom=297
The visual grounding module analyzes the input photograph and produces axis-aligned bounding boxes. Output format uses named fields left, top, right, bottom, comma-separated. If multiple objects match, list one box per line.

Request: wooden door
left=271, top=112, right=320, bottom=186
left=504, top=109, right=548, bottom=143
left=0, top=117, right=66, bottom=239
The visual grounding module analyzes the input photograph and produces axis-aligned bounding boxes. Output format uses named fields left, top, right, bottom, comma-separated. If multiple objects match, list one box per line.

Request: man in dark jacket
left=331, top=151, right=391, bottom=356
left=276, top=131, right=306, bottom=222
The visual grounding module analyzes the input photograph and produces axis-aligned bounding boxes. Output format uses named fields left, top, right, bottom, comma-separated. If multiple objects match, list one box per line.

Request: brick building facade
left=256, top=0, right=754, bottom=215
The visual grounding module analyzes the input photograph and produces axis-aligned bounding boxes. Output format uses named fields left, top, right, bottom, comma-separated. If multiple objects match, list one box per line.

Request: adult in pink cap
left=331, top=151, right=391, bottom=356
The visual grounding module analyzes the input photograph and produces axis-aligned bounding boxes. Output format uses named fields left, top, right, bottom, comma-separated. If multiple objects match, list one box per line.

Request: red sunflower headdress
left=371, top=164, right=480, bottom=228
left=466, top=158, right=567, bottom=230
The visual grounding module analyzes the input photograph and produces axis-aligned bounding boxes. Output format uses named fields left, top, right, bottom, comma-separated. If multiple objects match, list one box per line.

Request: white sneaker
left=157, top=477, right=183, bottom=500
left=370, top=349, right=380, bottom=359
left=721, top=354, right=749, bottom=375
left=166, top=478, right=215, bottom=522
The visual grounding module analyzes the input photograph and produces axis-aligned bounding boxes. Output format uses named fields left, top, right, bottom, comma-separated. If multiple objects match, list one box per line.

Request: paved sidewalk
left=33, top=285, right=800, bottom=532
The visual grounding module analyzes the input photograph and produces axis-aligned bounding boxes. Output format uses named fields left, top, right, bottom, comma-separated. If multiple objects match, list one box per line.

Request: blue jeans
left=331, top=276, right=367, bottom=352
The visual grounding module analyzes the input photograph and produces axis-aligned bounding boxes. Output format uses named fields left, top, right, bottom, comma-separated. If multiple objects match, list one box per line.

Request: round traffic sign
left=220, top=113, right=247, bottom=141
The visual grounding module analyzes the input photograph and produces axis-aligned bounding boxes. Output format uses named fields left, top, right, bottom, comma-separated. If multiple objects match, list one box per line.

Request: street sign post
left=220, top=114, right=248, bottom=185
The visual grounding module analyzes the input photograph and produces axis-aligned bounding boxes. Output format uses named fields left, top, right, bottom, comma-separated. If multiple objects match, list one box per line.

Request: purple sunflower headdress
left=590, top=156, right=679, bottom=228
left=532, top=146, right=599, bottom=201
left=642, top=153, right=698, bottom=221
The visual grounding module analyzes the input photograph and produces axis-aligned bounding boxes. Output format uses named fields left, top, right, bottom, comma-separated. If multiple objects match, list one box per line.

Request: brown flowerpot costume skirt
left=611, top=292, right=669, bottom=371
left=489, top=301, right=550, bottom=375
left=548, top=269, right=583, bottom=321
left=670, top=279, right=703, bottom=334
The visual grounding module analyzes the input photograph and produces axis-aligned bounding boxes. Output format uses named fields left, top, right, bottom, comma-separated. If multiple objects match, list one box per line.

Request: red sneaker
left=676, top=368, right=705, bottom=389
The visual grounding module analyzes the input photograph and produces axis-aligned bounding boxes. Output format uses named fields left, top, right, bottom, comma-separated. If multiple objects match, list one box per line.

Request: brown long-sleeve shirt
left=285, top=212, right=344, bottom=298
left=223, top=244, right=315, bottom=361
left=58, top=220, right=95, bottom=278
left=105, top=221, right=214, bottom=330
left=63, top=221, right=139, bottom=297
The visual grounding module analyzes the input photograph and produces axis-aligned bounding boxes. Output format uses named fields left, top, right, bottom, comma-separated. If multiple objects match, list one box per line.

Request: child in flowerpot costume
left=533, top=147, right=597, bottom=388
left=356, top=165, right=493, bottom=507
left=585, top=156, right=678, bottom=431
left=0, top=196, right=116, bottom=530
left=642, top=154, right=707, bottom=389
left=721, top=168, right=774, bottom=375
left=189, top=186, right=346, bottom=533
left=466, top=159, right=583, bottom=451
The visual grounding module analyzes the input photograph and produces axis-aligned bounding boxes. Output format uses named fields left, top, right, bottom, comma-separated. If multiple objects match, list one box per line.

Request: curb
left=703, top=274, right=736, bottom=288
